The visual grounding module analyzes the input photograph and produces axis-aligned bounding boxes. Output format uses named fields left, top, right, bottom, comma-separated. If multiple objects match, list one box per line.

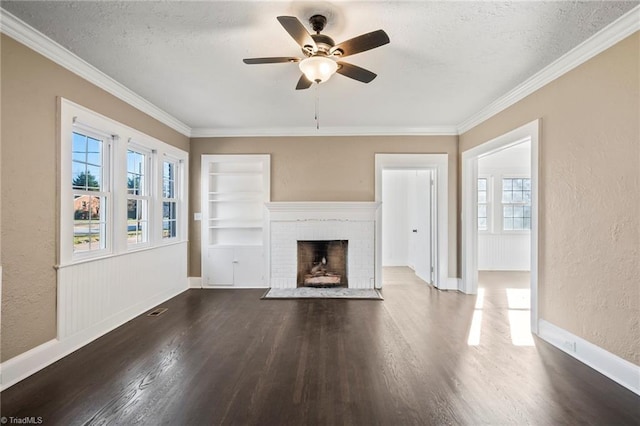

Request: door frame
left=461, top=119, right=539, bottom=334
left=375, top=154, right=450, bottom=290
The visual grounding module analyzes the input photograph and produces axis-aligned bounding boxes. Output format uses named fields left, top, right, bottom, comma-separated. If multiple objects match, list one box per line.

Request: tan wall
left=0, top=35, right=190, bottom=361
left=189, top=136, right=458, bottom=279
left=460, top=33, right=640, bottom=364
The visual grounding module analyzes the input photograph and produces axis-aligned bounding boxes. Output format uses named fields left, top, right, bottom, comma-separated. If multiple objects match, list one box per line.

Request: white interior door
left=407, top=171, right=418, bottom=270
left=414, top=170, right=433, bottom=284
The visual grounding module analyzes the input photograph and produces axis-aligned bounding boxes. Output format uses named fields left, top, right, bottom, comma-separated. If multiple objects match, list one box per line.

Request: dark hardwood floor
left=2, top=267, right=639, bottom=425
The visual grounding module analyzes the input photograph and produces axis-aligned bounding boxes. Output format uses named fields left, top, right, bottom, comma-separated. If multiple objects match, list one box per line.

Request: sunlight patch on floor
left=507, top=288, right=534, bottom=346
left=467, top=288, right=484, bottom=346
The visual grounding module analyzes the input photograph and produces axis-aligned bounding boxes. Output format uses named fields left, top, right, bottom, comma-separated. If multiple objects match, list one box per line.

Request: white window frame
left=69, top=124, right=114, bottom=260
left=161, top=156, right=182, bottom=241
left=501, top=175, right=532, bottom=233
left=59, top=98, right=188, bottom=267
left=126, top=141, right=153, bottom=249
left=477, top=175, right=491, bottom=233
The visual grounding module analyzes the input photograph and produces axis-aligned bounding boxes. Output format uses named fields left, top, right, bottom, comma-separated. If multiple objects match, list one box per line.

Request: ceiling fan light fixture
left=299, top=56, right=338, bottom=84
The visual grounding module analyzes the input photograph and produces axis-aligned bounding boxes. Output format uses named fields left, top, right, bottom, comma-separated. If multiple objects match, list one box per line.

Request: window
left=60, top=99, right=188, bottom=265
left=162, top=160, right=178, bottom=239
left=477, top=178, right=488, bottom=231
left=502, top=178, right=531, bottom=230
left=72, top=130, right=110, bottom=254
left=127, top=147, right=150, bottom=245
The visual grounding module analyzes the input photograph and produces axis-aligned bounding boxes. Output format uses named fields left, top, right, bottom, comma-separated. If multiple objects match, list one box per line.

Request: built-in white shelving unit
left=201, top=154, right=270, bottom=287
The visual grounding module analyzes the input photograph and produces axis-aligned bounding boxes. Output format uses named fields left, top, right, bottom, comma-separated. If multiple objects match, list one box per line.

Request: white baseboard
left=0, top=284, right=187, bottom=391
left=188, top=277, right=203, bottom=289
left=538, top=319, right=640, bottom=396
left=201, top=285, right=269, bottom=289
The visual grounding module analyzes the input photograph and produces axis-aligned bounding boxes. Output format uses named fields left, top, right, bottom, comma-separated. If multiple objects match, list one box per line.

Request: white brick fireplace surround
left=265, top=202, right=381, bottom=289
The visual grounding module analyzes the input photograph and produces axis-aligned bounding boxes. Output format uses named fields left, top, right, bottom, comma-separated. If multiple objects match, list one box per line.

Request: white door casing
left=461, top=119, right=539, bottom=333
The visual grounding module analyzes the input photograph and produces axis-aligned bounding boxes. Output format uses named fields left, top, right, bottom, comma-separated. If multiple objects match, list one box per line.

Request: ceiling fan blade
left=277, top=16, right=317, bottom=50
left=336, top=62, right=377, bottom=83
left=243, top=57, right=300, bottom=64
left=331, top=29, right=390, bottom=57
left=295, top=74, right=313, bottom=90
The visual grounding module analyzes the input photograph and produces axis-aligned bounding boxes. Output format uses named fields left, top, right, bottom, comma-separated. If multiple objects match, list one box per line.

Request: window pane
left=503, top=179, right=512, bottom=190
left=523, top=179, right=531, bottom=190
left=478, top=178, right=486, bottom=191
left=163, top=162, right=175, bottom=198
left=478, top=217, right=487, bottom=230
left=513, top=179, right=523, bottom=190
left=523, top=206, right=531, bottom=218
left=524, top=218, right=531, bottom=229
left=512, top=190, right=523, bottom=203
left=478, top=204, right=486, bottom=218
left=163, top=220, right=176, bottom=239
left=73, top=195, right=105, bottom=252
left=478, top=191, right=487, bottom=203
left=514, top=217, right=524, bottom=230
left=163, top=201, right=176, bottom=220
left=72, top=133, right=87, bottom=162
left=127, top=173, right=143, bottom=195
left=523, top=190, right=531, bottom=203
left=503, top=205, right=513, bottom=218
left=86, top=166, right=101, bottom=191
left=127, top=150, right=144, bottom=174
left=502, top=190, right=512, bottom=203
left=504, top=218, right=514, bottom=230
left=86, top=137, right=102, bottom=165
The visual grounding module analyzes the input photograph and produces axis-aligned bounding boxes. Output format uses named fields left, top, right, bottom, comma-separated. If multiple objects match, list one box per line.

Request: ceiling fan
left=243, top=15, right=390, bottom=90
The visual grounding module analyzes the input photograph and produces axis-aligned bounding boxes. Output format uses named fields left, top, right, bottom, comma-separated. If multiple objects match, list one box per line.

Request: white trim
left=374, top=154, right=449, bottom=290
left=190, top=126, right=459, bottom=138
left=538, top=319, right=640, bottom=396
left=0, top=284, right=187, bottom=391
left=0, top=9, right=191, bottom=137
left=461, top=119, right=539, bottom=334
left=265, top=201, right=380, bottom=221
left=189, top=277, right=203, bottom=289
left=458, top=5, right=640, bottom=134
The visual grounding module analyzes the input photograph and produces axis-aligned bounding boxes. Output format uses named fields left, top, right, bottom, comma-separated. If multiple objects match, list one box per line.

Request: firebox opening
left=297, top=240, right=348, bottom=288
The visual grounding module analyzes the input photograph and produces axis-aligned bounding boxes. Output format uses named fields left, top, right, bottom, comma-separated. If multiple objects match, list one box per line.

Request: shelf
left=208, top=199, right=261, bottom=203
left=208, top=225, right=263, bottom=229
left=208, top=217, right=262, bottom=222
left=209, top=172, right=263, bottom=176
left=208, top=191, right=262, bottom=195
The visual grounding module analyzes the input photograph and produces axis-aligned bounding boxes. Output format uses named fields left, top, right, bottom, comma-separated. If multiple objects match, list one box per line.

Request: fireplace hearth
left=297, top=240, right=348, bottom=287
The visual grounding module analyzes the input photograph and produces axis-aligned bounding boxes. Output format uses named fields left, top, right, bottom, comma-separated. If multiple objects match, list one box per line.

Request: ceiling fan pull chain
left=315, top=83, right=320, bottom=130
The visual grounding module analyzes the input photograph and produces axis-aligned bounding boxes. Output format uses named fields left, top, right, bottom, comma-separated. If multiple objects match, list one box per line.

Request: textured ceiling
left=2, top=1, right=637, bottom=134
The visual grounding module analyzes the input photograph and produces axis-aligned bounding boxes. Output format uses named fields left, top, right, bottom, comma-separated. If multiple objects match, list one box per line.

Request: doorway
left=381, top=169, right=435, bottom=284
left=375, top=154, right=450, bottom=290
left=462, top=119, right=539, bottom=333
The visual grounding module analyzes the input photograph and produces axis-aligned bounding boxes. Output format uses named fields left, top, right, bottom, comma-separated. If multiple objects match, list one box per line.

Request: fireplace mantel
left=265, top=202, right=381, bottom=221
left=265, top=202, right=380, bottom=289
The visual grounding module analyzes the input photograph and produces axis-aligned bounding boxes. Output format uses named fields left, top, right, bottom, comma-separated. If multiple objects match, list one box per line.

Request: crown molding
left=0, top=8, right=192, bottom=137
left=2, top=5, right=638, bottom=140
left=190, top=126, right=459, bottom=138
left=457, top=5, right=640, bottom=135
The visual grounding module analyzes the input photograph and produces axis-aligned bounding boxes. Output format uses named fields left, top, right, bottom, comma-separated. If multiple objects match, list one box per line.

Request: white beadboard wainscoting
left=57, top=242, right=188, bottom=339
left=478, top=233, right=530, bottom=271
left=1, top=243, right=188, bottom=390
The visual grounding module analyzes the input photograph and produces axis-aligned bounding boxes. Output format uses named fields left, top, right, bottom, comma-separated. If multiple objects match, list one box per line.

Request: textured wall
left=189, top=136, right=458, bottom=279
left=0, top=35, right=189, bottom=362
left=460, top=33, right=639, bottom=364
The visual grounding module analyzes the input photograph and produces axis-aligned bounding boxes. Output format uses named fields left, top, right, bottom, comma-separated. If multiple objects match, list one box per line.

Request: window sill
left=56, top=240, right=188, bottom=270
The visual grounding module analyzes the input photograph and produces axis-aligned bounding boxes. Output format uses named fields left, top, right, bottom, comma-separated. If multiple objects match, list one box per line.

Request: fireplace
left=297, top=240, right=348, bottom=287
left=265, top=202, right=380, bottom=289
